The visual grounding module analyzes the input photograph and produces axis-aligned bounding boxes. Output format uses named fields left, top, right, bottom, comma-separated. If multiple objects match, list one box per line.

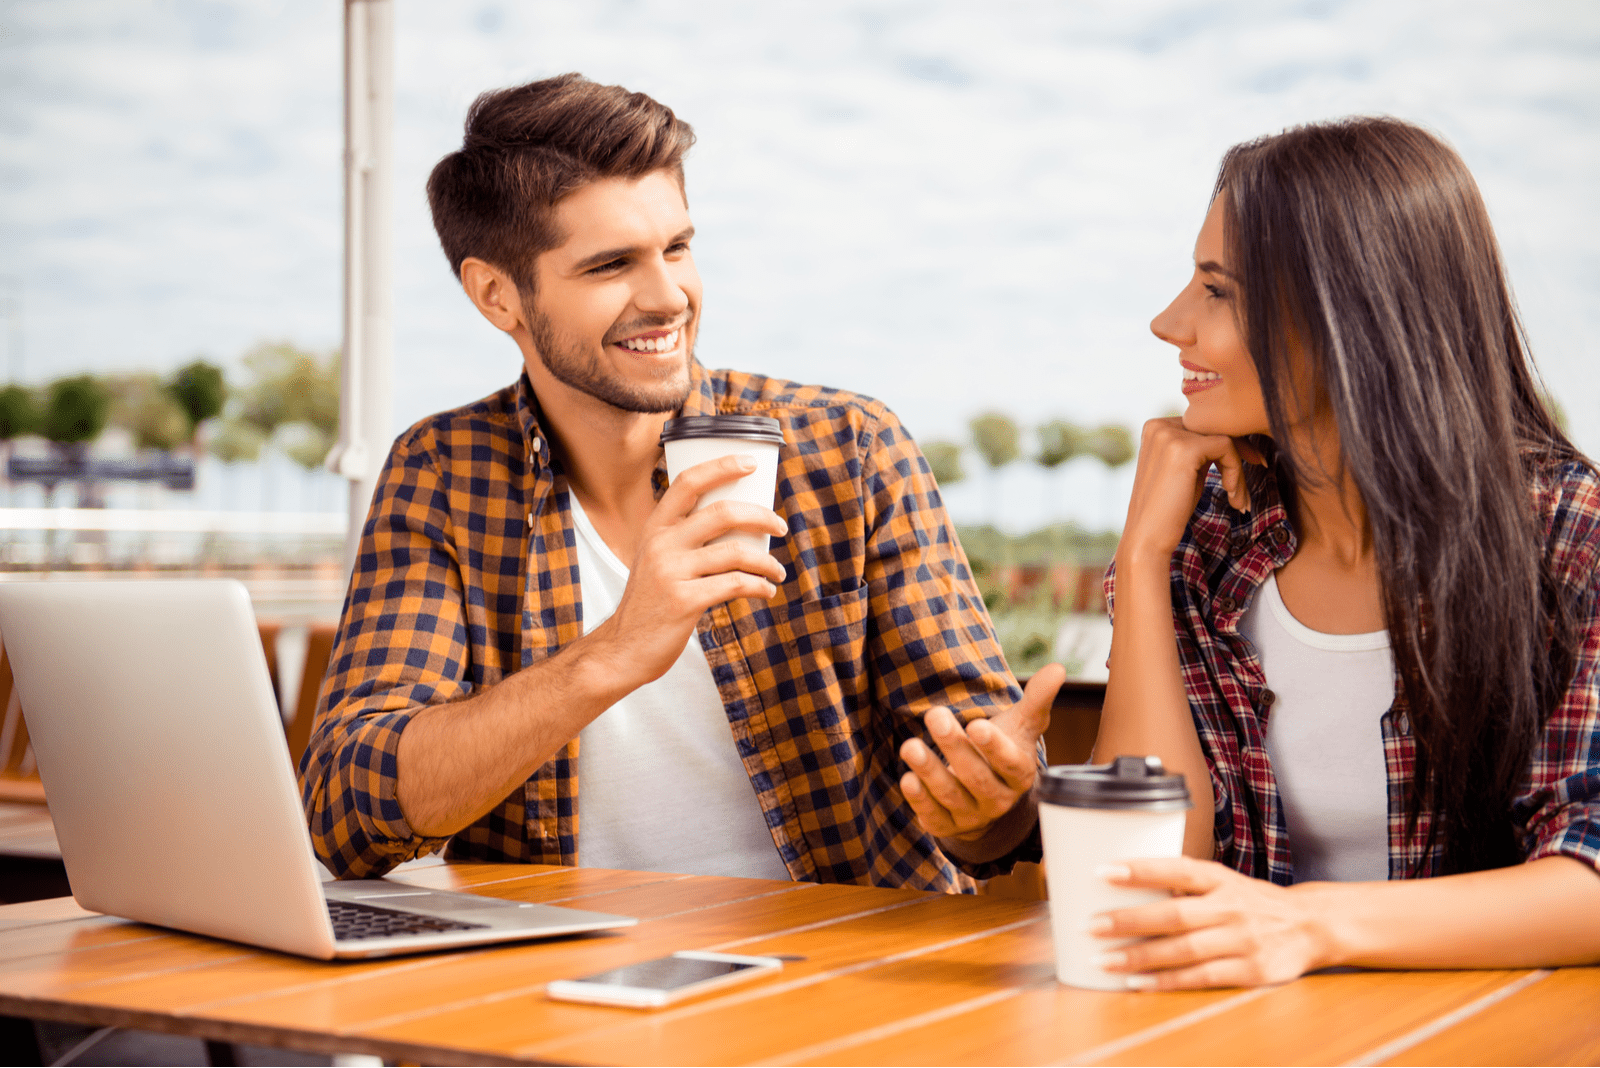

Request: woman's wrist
left=1286, top=880, right=1363, bottom=971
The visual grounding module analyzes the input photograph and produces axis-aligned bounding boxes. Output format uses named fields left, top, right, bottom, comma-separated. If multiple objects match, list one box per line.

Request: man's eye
left=666, top=241, right=691, bottom=255
left=586, top=259, right=626, bottom=275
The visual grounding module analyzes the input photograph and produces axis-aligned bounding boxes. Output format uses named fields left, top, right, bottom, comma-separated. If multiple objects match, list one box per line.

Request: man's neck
left=527, top=367, right=675, bottom=564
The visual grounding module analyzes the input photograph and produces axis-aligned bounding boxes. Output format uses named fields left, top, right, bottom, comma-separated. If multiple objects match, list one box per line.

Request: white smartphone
left=545, top=950, right=784, bottom=1008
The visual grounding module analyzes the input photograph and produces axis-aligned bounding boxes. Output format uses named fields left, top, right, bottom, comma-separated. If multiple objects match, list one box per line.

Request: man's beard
left=527, top=308, right=692, bottom=415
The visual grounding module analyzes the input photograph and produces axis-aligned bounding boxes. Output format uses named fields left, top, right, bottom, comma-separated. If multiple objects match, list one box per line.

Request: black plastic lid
left=659, top=415, right=785, bottom=446
left=1038, top=756, right=1193, bottom=811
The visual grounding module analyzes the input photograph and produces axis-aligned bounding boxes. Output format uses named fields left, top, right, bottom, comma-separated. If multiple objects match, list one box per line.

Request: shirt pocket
left=768, top=584, right=872, bottom=737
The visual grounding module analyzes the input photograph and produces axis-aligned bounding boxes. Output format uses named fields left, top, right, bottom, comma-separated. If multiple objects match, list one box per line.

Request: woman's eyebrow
left=1196, top=259, right=1239, bottom=280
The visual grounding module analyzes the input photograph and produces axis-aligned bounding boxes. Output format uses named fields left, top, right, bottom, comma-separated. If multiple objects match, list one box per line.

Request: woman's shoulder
left=1529, top=454, right=1600, bottom=583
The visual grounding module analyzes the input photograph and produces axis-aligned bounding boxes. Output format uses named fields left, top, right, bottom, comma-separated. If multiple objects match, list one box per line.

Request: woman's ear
left=459, top=258, right=527, bottom=335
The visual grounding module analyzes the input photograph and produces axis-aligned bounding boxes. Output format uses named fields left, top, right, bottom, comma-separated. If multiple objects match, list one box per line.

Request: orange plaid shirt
left=300, top=363, right=1037, bottom=891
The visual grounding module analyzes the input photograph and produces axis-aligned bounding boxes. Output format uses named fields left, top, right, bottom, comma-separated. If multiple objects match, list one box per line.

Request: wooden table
left=1, top=864, right=1595, bottom=1066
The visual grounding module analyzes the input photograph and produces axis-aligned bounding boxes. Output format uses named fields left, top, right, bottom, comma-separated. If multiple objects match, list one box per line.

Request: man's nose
left=634, top=256, right=691, bottom=316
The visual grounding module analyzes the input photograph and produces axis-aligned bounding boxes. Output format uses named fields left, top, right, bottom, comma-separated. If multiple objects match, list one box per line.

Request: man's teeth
left=619, top=330, right=680, bottom=353
left=1183, top=368, right=1221, bottom=381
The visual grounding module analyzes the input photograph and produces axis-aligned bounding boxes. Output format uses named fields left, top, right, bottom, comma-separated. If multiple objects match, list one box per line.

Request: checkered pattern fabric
left=1105, top=459, right=1600, bottom=884
left=300, top=363, right=1038, bottom=890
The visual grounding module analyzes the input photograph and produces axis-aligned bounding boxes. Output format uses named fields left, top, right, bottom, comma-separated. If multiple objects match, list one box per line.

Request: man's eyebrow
left=1196, top=259, right=1239, bottom=280
left=569, top=227, right=696, bottom=273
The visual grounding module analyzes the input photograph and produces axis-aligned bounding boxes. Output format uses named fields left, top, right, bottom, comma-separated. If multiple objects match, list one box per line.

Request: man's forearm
left=395, top=631, right=632, bottom=837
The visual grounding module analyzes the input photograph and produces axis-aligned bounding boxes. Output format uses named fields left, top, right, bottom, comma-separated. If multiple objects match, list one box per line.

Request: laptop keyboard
left=327, top=898, right=490, bottom=941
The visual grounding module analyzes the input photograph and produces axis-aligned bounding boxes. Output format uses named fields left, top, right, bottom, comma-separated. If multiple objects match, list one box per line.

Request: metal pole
left=329, top=0, right=394, bottom=573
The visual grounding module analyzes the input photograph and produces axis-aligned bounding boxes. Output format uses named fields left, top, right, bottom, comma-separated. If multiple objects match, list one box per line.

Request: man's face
left=523, top=171, right=702, bottom=414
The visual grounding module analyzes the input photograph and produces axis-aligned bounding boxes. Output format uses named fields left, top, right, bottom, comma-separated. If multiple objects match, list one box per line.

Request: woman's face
left=1151, top=196, right=1272, bottom=439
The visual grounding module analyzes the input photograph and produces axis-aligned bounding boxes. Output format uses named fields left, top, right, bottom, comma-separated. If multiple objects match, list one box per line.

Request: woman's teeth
left=1182, top=368, right=1221, bottom=381
left=619, top=330, right=680, bottom=353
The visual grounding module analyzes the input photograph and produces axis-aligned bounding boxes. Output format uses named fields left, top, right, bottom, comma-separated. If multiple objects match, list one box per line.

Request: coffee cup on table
left=659, top=415, right=786, bottom=554
left=1038, top=756, right=1192, bottom=991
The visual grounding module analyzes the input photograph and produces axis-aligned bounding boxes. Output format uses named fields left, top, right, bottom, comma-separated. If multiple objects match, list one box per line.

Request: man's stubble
left=526, top=303, right=692, bottom=415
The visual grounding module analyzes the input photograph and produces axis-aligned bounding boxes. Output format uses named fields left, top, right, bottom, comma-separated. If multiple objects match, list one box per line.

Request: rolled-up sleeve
left=298, top=432, right=472, bottom=878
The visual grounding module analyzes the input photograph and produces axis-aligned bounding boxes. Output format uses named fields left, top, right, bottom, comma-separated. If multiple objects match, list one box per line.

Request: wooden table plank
left=1374, top=968, right=1600, bottom=1066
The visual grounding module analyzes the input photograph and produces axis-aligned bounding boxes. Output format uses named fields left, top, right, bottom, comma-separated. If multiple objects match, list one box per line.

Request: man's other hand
left=899, top=664, right=1066, bottom=850
left=588, top=454, right=788, bottom=692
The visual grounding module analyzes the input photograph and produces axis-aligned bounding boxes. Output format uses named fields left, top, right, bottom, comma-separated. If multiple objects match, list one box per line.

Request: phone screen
left=572, top=956, right=763, bottom=991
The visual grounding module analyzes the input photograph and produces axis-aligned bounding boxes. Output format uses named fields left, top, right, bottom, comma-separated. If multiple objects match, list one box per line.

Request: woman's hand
left=1092, top=857, right=1339, bottom=990
left=1121, top=418, right=1252, bottom=564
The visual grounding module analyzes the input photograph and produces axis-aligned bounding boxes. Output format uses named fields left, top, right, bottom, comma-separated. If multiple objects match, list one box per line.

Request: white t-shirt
left=567, top=493, right=791, bottom=881
left=1240, top=573, right=1393, bottom=883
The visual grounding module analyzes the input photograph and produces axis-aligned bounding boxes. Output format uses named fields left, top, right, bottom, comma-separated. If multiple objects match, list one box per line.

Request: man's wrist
left=938, top=787, right=1039, bottom=865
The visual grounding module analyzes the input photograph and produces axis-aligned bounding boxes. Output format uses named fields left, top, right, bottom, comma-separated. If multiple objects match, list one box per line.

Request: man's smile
left=615, top=327, right=682, bottom=354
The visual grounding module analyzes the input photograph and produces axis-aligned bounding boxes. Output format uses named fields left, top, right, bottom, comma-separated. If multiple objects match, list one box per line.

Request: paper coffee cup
left=1038, top=756, right=1192, bottom=991
left=659, top=415, right=785, bottom=554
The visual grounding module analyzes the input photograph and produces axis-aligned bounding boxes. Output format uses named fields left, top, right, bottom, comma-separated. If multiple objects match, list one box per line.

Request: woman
left=1092, top=117, right=1600, bottom=989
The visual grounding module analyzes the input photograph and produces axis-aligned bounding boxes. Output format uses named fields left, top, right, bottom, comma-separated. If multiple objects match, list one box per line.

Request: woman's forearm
left=1304, top=855, right=1600, bottom=969
left=1097, top=548, right=1215, bottom=858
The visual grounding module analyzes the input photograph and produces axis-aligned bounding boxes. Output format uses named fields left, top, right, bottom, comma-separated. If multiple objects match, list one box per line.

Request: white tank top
left=567, top=492, right=791, bottom=881
left=1240, top=573, right=1393, bottom=882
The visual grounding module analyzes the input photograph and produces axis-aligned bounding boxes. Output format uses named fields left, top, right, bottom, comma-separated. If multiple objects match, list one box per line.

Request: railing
left=0, top=509, right=346, bottom=535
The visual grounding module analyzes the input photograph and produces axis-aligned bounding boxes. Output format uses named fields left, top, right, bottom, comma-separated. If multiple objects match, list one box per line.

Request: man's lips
left=611, top=326, right=683, bottom=354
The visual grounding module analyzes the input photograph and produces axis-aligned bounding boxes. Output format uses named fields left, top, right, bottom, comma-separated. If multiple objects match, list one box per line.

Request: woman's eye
left=1204, top=283, right=1229, bottom=300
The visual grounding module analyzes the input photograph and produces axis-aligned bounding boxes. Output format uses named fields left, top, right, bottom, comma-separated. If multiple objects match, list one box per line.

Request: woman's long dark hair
left=1216, top=117, right=1585, bottom=874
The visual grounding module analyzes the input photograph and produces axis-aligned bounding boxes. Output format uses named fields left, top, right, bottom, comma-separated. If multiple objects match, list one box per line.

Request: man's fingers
left=927, top=707, right=1032, bottom=802
left=901, top=735, right=981, bottom=817
left=659, top=453, right=761, bottom=517
left=991, top=663, right=1064, bottom=744
left=677, top=498, right=788, bottom=547
left=685, top=540, right=787, bottom=585
left=900, top=770, right=959, bottom=838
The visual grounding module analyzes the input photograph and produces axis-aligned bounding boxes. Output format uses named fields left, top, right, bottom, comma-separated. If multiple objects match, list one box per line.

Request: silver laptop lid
left=0, top=580, right=340, bottom=958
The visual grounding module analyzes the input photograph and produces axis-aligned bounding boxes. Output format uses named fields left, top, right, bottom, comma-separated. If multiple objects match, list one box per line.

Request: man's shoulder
left=703, top=368, right=901, bottom=446
left=392, top=382, right=524, bottom=458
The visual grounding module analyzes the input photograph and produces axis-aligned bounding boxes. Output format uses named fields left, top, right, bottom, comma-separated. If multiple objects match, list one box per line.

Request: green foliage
left=0, top=385, right=39, bottom=440
left=107, top=373, right=190, bottom=451
left=1035, top=419, right=1084, bottom=469
left=168, top=359, right=226, bottom=432
left=208, top=418, right=268, bottom=464
left=969, top=411, right=1020, bottom=471
left=278, top=422, right=334, bottom=472
left=1539, top=389, right=1569, bottom=434
left=922, top=440, right=966, bottom=486
left=237, top=341, right=340, bottom=438
left=1085, top=423, right=1136, bottom=469
left=40, top=375, right=111, bottom=445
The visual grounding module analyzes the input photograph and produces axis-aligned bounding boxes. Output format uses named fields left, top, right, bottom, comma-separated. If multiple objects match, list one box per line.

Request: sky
left=1, top=0, right=1597, bottom=530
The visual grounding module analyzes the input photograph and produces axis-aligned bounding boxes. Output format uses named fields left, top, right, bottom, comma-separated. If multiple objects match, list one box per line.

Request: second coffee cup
left=659, top=415, right=786, bottom=554
left=1038, top=756, right=1192, bottom=991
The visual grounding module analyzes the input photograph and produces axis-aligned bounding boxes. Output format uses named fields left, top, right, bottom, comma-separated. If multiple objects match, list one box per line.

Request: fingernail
left=1085, top=914, right=1113, bottom=936
left=929, top=711, right=953, bottom=737
left=1093, top=950, right=1127, bottom=970
left=1094, top=864, right=1131, bottom=882
left=1124, top=974, right=1158, bottom=992
left=736, top=453, right=757, bottom=469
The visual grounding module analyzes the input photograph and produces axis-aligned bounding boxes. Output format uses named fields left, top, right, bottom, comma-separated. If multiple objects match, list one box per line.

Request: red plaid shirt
left=300, top=364, right=1038, bottom=890
left=1107, top=458, right=1600, bottom=884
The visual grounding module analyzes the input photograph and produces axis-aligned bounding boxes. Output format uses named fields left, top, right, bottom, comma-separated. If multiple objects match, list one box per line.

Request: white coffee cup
left=1038, top=756, right=1192, bottom=990
left=659, top=415, right=786, bottom=554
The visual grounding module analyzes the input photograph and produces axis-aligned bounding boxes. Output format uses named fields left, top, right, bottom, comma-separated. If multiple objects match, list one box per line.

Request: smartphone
left=546, top=950, right=784, bottom=1008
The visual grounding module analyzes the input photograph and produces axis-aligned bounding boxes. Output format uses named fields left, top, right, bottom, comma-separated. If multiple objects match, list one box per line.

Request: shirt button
left=1270, top=528, right=1290, bottom=546
left=1229, top=532, right=1250, bottom=555
left=1260, top=688, right=1276, bottom=706
left=1215, top=595, right=1237, bottom=614
left=531, top=436, right=543, bottom=455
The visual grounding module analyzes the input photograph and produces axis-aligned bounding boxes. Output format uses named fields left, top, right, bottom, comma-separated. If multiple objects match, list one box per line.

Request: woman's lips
left=1181, top=363, right=1222, bottom=395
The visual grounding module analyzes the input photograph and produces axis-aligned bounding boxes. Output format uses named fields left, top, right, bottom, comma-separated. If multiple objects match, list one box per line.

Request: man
left=300, top=74, right=1063, bottom=892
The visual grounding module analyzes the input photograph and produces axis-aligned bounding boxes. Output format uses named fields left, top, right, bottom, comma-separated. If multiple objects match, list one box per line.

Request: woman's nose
left=1150, top=293, right=1189, bottom=347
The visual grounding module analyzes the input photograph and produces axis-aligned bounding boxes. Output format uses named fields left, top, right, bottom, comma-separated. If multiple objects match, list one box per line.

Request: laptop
left=0, top=579, right=636, bottom=960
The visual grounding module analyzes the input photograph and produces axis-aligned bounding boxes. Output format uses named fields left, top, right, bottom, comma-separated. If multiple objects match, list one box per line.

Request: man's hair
left=426, top=73, right=696, bottom=293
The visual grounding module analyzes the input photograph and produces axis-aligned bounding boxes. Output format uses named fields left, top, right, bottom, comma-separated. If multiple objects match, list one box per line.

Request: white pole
left=329, top=0, right=394, bottom=573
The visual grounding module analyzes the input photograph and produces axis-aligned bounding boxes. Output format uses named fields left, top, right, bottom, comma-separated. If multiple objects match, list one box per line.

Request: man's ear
left=459, top=257, right=527, bottom=334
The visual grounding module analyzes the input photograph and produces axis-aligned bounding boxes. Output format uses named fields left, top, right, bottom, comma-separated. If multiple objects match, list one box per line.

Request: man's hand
left=899, top=664, right=1066, bottom=850
left=587, top=454, right=788, bottom=693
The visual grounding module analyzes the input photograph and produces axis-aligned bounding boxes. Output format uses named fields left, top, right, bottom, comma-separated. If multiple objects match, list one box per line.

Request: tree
left=40, top=375, right=111, bottom=445
left=0, top=385, right=38, bottom=441
left=922, top=440, right=965, bottom=487
left=168, top=359, right=227, bottom=440
left=1085, top=422, right=1137, bottom=530
left=1035, top=419, right=1084, bottom=471
left=208, top=419, right=267, bottom=464
left=231, top=341, right=340, bottom=470
left=107, top=373, right=189, bottom=451
left=969, top=411, right=1020, bottom=523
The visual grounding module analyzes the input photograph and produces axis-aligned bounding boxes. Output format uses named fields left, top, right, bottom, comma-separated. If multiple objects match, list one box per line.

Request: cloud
left=1, top=0, right=1596, bottom=530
